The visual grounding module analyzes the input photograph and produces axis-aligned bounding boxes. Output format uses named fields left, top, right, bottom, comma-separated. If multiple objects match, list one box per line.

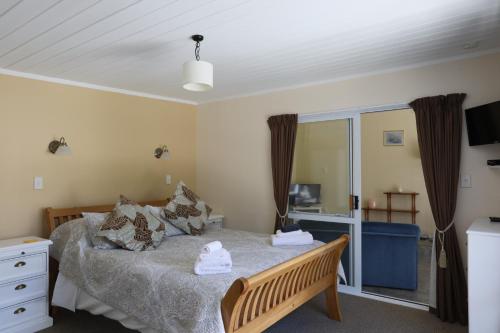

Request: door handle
left=350, top=195, right=360, bottom=210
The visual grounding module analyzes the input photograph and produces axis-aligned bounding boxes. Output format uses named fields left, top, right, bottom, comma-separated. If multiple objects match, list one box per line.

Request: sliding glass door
left=288, top=112, right=361, bottom=292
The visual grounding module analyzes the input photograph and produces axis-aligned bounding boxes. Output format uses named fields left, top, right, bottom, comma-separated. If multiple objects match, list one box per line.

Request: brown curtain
left=409, top=93, right=468, bottom=325
left=267, top=114, right=298, bottom=232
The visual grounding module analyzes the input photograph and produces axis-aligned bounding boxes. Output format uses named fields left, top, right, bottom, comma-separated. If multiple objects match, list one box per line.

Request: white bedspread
left=50, top=220, right=343, bottom=333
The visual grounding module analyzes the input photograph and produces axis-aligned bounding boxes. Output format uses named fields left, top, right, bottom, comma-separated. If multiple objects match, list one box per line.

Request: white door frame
left=290, top=102, right=428, bottom=311
left=290, top=111, right=362, bottom=294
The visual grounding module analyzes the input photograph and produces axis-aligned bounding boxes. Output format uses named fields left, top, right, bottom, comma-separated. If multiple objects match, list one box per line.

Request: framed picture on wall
left=383, top=130, right=404, bottom=146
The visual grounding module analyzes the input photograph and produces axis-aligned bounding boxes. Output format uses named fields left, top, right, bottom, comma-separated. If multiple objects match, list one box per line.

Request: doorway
left=287, top=104, right=431, bottom=309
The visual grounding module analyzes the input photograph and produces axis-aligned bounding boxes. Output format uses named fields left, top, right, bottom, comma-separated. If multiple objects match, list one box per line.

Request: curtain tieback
left=276, top=205, right=289, bottom=229
left=436, top=221, right=454, bottom=269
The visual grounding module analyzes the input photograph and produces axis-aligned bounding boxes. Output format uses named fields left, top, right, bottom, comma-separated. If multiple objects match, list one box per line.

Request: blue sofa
left=362, top=222, right=420, bottom=290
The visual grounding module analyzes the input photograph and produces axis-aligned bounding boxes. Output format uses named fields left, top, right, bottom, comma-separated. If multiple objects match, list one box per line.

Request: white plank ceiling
left=0, top=0, right=499, bottom=104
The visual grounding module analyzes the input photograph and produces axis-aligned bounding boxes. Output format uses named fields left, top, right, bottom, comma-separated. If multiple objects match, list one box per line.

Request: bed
left=46, top=200, right=349, bottom=333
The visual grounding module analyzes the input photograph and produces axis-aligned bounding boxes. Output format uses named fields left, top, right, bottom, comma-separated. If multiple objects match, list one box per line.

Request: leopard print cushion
left=162, top=181, right=212, bottom=235
left=97, top=195, right=165, bottom=251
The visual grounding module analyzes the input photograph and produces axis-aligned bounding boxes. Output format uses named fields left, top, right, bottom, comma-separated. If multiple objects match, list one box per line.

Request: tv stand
left=291, top=205, right=323, bottom=214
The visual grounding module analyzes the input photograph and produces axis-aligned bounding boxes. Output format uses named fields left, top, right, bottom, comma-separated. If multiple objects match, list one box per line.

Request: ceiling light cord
left=195, top=41, right=200, bottom=61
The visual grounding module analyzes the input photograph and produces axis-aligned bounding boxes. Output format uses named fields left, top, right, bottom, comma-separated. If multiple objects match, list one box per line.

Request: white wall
left=197, top=52, right=500, bottom=260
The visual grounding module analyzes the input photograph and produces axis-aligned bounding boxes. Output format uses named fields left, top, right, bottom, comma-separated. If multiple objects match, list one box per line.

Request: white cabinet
left=206, top=214, right=224, bottom=231
left=467, top=219, right=500, bottom=333
left=0, top=237, right=53, bottom=333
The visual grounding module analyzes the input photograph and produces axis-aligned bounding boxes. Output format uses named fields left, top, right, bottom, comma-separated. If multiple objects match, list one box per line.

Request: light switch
left=460, top=174, right=472, bottom=188
left=34, top=176, right=44, bottom=190
left=165, top=175, right=172, bottom=185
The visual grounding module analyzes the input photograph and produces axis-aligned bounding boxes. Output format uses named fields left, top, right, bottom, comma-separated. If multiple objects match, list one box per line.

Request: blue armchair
left=362, top=222, right=420, bottom=290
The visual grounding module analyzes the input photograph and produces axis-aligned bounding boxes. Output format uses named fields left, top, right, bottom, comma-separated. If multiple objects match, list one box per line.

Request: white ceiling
left=0, top=0, right=499, bottom=104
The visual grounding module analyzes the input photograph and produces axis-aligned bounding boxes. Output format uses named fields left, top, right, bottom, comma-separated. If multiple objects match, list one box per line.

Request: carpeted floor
left=42, top=293, right=466, bottom=333
left=363, top=239, right=432, bottom=304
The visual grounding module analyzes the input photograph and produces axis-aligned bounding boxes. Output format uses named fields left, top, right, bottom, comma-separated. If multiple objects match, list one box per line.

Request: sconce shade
left=154, top=145, right=170, bottom=160
left=183, top=60, right=213, bottom=92
left=55, top=144, right=72, bottom=155
left=48, top=137, right=72, bottom=155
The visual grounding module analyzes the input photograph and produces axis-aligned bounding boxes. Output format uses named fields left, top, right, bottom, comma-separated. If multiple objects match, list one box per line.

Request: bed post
left=325, top=248, right=343, bottom=321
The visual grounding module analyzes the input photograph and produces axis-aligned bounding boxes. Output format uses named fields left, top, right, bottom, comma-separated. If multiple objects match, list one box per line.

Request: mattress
left=53, top=273, right=155, bottom=332
left=50, top=220, right=325, bottom=333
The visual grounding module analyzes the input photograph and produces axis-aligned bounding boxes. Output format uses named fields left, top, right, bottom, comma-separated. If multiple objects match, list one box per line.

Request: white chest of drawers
left=0, top=237, right=53, bottom=333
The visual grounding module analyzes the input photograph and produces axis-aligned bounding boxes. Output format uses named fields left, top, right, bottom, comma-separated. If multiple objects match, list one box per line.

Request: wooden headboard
left=45, top=199, right=169, bottom=234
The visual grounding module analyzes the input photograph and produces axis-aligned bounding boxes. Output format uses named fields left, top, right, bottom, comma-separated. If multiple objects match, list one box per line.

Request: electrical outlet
left=165, top=175, right=172, bottom=185
left=460, top=174, right=472, bottom=188
left=34, top=176, right=44, bottom=190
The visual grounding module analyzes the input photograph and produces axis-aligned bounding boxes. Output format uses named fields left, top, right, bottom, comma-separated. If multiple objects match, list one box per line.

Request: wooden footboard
left=221, top=235, right=349, bottom=333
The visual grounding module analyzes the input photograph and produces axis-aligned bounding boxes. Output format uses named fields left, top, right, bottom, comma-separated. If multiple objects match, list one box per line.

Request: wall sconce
left=48, top=137, right=72, bottom=155
left=154, top=145, right=170, bottom=160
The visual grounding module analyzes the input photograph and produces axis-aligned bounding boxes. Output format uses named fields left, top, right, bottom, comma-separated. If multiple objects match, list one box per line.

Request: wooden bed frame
left=45, top=201, right=349, bottom=333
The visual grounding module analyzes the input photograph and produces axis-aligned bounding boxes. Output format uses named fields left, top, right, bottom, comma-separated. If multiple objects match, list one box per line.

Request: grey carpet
left=363, top=239, right=432, bottom=304
left=41, top=293, right=466, bottom=333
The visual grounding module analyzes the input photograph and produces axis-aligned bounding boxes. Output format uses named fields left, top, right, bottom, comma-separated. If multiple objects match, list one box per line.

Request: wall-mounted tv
left=465, top=101, right=500, bottom=146
left=289, top=184, right=321, bottom=206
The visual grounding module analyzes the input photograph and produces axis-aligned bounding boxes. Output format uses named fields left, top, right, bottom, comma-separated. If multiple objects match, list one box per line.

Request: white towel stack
left=194, top=241, right=232, bottom=275
left=271, top=229, right=314, bottom=246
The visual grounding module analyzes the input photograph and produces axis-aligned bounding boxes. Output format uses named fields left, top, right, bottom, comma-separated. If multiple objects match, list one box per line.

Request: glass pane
left=292, top=219, right=353, bottom=286
left=290, top=119, right=351, bottom=216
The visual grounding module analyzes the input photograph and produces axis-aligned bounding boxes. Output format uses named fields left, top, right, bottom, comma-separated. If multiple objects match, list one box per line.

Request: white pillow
left=145, top=205, right=185, bottom=237
left=82, top=212, right=117, bottom=249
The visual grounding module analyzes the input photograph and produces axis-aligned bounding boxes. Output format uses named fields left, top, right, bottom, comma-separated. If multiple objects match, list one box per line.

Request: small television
left=289, top=184, right=321, bottom=206
left=465, top=101, right=500, bottom=146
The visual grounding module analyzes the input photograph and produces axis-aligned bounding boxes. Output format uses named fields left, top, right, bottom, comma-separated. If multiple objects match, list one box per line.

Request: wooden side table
left=362, top=192, right=419, bottom=224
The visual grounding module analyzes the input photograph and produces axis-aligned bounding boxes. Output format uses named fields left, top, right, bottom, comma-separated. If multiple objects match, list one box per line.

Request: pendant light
left=183, top=35, right=213, bottom=92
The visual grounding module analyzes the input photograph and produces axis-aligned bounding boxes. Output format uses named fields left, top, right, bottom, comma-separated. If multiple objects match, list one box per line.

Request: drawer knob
left=14, top=307, right=26, bottom=315
left=14, top=261, right=26, bottom=268
left=15, top=284, right=27, bottom=290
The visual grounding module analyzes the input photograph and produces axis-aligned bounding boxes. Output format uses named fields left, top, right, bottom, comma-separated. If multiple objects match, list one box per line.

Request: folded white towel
left=271, top=232, right=313, bottom=246
left=194, top=260, right=232, bottom=275
left=194, top=255, right=232, bottom=275
left=201, top=241, right=223, bottom=254
left=276, top=229, right=303, bottom=237
left=195, top=245, right=233, bottom=275
left=199, top=248, right=232, bottom=264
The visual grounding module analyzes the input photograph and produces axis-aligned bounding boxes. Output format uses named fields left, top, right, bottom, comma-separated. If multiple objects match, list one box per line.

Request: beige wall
left=196, top=52, right=500, bottom=260
left=361, top=109, right=434, bottom=237
left=0, top=74, right=197, bottom=239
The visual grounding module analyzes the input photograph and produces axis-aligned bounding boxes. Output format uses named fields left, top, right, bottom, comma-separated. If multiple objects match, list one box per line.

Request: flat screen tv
left=465, top=101, right=500, bottom=146
left=289, top=184, right=321, bottom=206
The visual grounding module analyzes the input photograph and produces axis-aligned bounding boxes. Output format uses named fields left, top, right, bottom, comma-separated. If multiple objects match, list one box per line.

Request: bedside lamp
left=48, top=137, right=72, bottom=155
left=154, top=145, right=170, bottom=160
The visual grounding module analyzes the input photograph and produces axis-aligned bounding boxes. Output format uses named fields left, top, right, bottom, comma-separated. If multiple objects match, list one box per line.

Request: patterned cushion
left=145, top=205, right=185, bottom=237
left=163, top=181, right=212, bottom=235
left=82, top=212, right=117, bottom=250
left=97, top=195, right=165, bottom=251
